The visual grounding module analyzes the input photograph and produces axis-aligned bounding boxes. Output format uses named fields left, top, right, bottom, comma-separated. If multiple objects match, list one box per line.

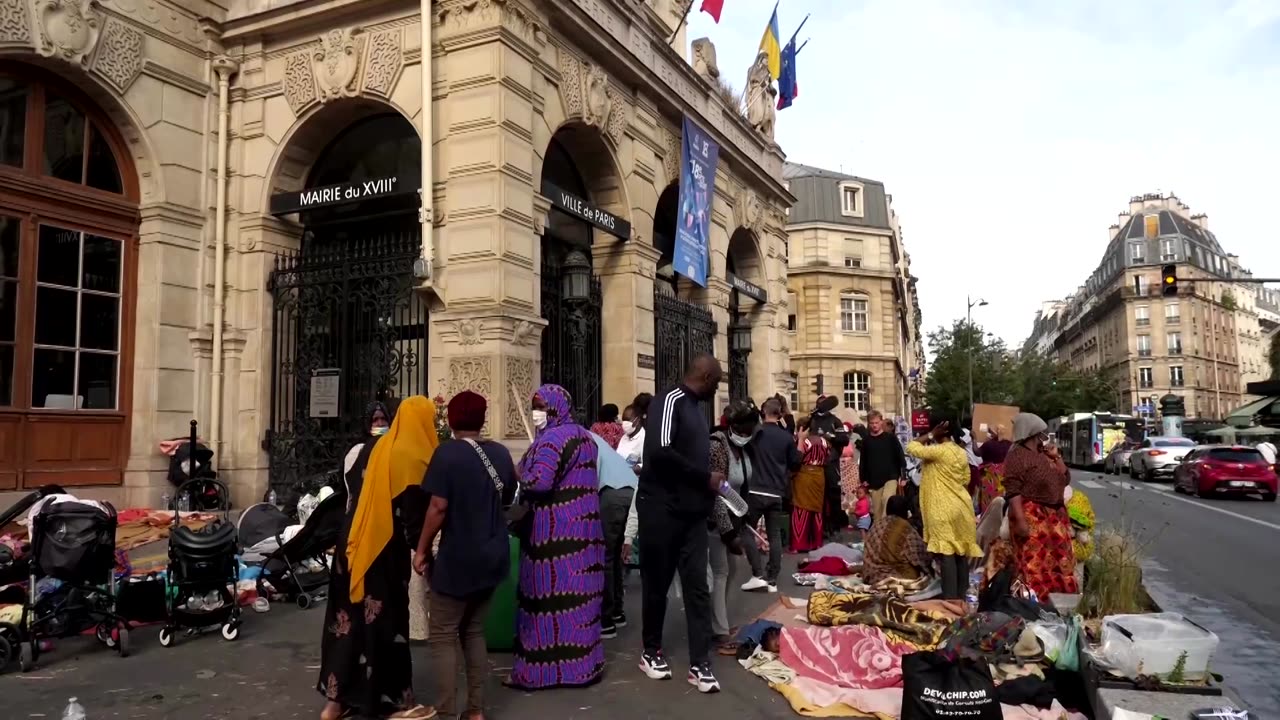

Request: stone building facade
left=782, top=163, right=923, bottom=420
left=0, top=0, right=793, bottom=508
left=1023, top=193, right=1247, bottom=420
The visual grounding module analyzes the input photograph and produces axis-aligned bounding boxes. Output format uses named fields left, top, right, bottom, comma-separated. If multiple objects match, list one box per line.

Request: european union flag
left=777, top=38, right=798, bottom=110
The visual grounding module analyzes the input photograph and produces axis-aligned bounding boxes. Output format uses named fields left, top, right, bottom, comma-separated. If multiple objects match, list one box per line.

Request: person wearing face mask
left=618, top=394, right=652, bottom=565
left=508, top=384, right=605, bottom=690
left=590, top=403, right=624, bottom=450
left=344, top=400, right=394, bottom=481
left=636, top=353, right=725, bottom=694
left=706, top=401, right=757, bottom=651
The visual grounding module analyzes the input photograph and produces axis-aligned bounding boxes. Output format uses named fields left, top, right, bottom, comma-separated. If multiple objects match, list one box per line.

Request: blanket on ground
left=806, top=591, right=953, bottom=649
left=780, top=625, right=916, bottom=690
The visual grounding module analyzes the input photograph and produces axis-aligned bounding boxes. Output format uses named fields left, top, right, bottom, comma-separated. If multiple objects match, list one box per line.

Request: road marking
left=1078, top=479, right=1104, bottom=489
left=1145, top=487, right=1280, bottom=532
left=1147, top=484, right=1171, bottom=492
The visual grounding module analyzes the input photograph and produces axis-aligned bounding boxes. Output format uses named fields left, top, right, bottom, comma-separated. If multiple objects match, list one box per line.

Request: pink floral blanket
left=779, top=625, right=917, bottom=690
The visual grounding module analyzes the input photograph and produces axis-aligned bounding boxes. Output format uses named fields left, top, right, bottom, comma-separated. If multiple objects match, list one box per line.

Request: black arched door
left=540, top=138, right=602, bottom=424
left=267, top=114, right=426, bottom=498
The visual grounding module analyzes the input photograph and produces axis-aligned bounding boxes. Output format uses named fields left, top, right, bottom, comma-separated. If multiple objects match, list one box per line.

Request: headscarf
left=344, top=400, right=396, bottom=476
left=1012, top=412, right=1048, bottom=443
left=535, top=383, right=574, bottom=431
left=346, top=395, right=439, bottom=602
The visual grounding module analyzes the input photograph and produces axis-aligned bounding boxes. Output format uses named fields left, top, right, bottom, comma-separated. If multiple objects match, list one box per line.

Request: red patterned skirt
left=1014, top=500, right=1079, bottom=598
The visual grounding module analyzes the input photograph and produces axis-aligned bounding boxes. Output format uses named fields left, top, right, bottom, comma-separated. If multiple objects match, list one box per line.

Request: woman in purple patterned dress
left=508, top=384, right=606, bottom=690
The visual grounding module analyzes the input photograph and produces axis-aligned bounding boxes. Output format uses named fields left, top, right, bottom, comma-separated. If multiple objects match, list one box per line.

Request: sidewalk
left=4, top=566, right=800, bottom=719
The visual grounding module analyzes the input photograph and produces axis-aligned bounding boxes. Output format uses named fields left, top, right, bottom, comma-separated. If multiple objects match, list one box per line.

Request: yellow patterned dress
left=905, top=440, right=983, bottom=559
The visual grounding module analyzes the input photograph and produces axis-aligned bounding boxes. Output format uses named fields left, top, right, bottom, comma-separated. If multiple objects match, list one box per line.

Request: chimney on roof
left=1191, top=213, right=1208, bottom=230
left=1129, top=197, right=1144, bottom=214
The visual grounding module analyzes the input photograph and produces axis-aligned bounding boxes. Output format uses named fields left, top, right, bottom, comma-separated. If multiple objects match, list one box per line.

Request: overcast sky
left=685, top=0, right=1280, bottom=348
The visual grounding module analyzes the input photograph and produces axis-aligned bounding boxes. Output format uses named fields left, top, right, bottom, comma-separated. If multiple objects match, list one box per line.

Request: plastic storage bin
left=1097, top=612, right=1219, bottom=681
left=483, top=534, right=520, bottom=651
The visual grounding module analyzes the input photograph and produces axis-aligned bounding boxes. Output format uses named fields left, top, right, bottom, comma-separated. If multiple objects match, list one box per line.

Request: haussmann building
left=0, top=0, right=794, bottom=507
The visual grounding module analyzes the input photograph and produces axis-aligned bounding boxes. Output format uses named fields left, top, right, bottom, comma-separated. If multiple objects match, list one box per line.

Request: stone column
left=595, top=239, right=660, bottom=405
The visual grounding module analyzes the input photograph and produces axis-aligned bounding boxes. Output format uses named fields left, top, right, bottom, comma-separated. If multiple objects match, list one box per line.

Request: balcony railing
left=1169, top=345, right=1183, bottom=356
left=1136, top=318, right=1150, bottom=326
left=1138, top=349, right=1152, bottom=357
left=1171, top=378, right=1185, bottom=388
left=1166, top=315, right=1180, bottom=325
left=1139, top=380, right=1154, bottom=389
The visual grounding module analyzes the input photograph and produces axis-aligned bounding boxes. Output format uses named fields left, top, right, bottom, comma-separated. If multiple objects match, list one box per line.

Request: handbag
left=901, top=651, right=1002, bottom=720
left=507, top=435, right=585, bottom=543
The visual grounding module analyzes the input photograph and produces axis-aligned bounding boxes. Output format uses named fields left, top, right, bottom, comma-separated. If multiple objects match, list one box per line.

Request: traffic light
left=1161, top=264, right=1178, bottom=297
left=813, top=373, right=824, bottom=396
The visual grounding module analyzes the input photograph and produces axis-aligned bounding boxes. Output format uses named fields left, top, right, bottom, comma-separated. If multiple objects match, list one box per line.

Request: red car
left=1173, top=445, right=1278, bottom=501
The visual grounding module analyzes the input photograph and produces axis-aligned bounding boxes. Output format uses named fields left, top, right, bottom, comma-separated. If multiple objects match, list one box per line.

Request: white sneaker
left=639, top=650, right=673, bottom=680
left=767, top=582, right=778, bottom=593
left=687, top=663, right=721, bottom=693
left=741, top=577, right=769, bottom=591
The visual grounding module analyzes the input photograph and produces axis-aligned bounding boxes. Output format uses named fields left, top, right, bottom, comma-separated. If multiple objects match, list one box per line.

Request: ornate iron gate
left=728, top=291, right=750, bottom=401
left=266, top=223, right=426, bottom=498
left=541, top=245, right=603, bottom=424
left=654, top=287, right=716, bottom=425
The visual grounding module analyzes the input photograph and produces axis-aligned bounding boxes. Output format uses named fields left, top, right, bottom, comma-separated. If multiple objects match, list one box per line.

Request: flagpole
left=667, top=0, right=696, bottom=44
left=796, top=39, right=809, bottom=55
left=789, top=14, right=810, bottom=44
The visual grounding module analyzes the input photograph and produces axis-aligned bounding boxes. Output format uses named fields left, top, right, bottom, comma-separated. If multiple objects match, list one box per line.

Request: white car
left=1129, top=437, right=1197, bottom=482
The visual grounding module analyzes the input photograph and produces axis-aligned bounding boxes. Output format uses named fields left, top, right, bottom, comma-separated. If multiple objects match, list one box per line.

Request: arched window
left=0, top=64, right=138, bottom=488
left=839, top=291, right=869, bottom=333
left=843, top=371, right=870, bottom=412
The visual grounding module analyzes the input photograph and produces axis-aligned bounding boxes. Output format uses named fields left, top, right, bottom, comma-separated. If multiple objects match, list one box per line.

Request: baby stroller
left=161, top=420, right=223, bottom=512
left=0, top=485, right=64, bottom=670
left=241, top=490, right=344, bottom=609
left=159, top=478, right=241, bottom=647
left=14, top=496, right=129, bottom=672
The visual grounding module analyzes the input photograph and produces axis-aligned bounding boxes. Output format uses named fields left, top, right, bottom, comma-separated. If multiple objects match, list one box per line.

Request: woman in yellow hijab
left=318, top=396, right=439, bottom=720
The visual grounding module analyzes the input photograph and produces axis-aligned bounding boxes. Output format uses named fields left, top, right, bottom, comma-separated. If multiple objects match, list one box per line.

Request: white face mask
left=730, top=432, right=752, bottom=447
left=621, top=420, right=634, bottom=434
left=531, top=409, right=548, bottom=430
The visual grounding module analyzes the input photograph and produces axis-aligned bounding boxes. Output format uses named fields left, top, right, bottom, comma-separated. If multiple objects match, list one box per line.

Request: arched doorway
left=539, top=130, right=606, bottom=424
left=652, top=182, right=715, bottom=421
left=726, top=228, right=766, bottom=402
left=266, top=112, right=426, bottom=495
left=0, top=65, right=139, bottom=489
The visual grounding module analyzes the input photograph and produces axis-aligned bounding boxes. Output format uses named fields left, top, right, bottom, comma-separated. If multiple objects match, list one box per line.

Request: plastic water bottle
left=177, top=493, right=190, bottom=513
left=161, top=493, right=170, bottom=511
left=718, top=480, right=749, bottom=517
left=965, top=570, right=982, bottom=615
left=62, top=697, right=86, bottom=720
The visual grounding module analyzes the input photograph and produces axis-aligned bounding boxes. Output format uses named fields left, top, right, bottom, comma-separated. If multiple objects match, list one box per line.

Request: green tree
left=923, top=320, right=1015, bottom=421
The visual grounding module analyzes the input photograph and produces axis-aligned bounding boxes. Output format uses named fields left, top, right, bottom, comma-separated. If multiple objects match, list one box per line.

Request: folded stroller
left=240, top=490, right=344, bottom=609
left=159, top=478, right=241, bottom=647
left=13, top=497, right=128, bottom=672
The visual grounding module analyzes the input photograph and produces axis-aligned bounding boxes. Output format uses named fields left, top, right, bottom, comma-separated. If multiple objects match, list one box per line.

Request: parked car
left=1130, top=436, right=1197, bottom=482
left=1104, top=445, right=1136, bottom=475
left=1173, top=445, right=1278, bottom=501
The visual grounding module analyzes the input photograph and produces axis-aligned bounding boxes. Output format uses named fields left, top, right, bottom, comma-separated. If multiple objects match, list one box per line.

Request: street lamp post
left=967, top=295, right=988, bottom=423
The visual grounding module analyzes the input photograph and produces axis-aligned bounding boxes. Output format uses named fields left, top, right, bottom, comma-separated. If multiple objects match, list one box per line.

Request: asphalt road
left=1073, top=467, right=1280, bottom=712
left=3, top=564, right=802, bottom=719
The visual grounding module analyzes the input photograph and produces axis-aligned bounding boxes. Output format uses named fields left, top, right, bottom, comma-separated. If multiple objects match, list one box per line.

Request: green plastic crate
left=483, top=534, right=520, bottom=651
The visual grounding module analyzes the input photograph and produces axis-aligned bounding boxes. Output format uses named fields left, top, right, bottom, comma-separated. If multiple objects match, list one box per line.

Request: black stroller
left=163, top=420, right=224, bottom=512
left=240, top=490, right=344, bottom=609
left=0, top=485, right=64, bottom=670
left=158, top=477, right=241, bottom=647
left=14, top=496, right=129, bottom=671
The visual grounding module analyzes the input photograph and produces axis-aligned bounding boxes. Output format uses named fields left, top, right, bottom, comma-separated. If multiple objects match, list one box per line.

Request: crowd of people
left=311, top=353, right=1081, bottom=719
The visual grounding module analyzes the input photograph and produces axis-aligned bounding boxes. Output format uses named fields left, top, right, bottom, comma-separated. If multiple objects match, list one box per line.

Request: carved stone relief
left=505, top=356, right=535, bottom=439
left=99, top=0, right=204, bottom=47
left=448, top=356, right=494, bottom=405
left=558, top=51, right=628, bottom=148
left=0, top=0, right=33, bottom=45
left=455, top=318, right=483, bottom=345
left=362, top=29, right=403, bottom=98
left=691, top=37, right=719, bottom=81
left=282, top=51, right=318, bottom=116
left=92, top=18, right=144, bottom=92
left=510, top=319, right=540, bottom=347
left=734, top=187, right=765, bottom=236
left=313, top=28, right=362, bottom=102
left=434, top=0, right=543, bottom=47
left=37, top=0, right=102, bottom=66
left=661, top=126, right=681, bottom=185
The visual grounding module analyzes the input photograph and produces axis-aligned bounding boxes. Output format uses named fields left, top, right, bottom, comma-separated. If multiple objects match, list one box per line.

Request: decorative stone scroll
left=558, top=51, right=627, bottom=148
left=434, top=0, right=542, bottom=48
left=734, top=186, right=765, bottom=236
left=661, top=126, right=681, bottom=185
left=36, top=0, right=101, bottom=66
left=0, top=0, right=33, bottom=45
left=281, top=26, right=405, bottom=116
left=93, top=17, right=144, bottom=91
left=510, top=319, right=540, bottom=347
left=313, top=28, right=363, bottom=102
left=505, top=356, right=535, bottom=439
left=454, top=318, right=483, bottom=345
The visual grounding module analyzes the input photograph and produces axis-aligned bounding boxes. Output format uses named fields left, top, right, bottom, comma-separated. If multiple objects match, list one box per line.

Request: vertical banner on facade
left=674, top=116, right=720, bottom=287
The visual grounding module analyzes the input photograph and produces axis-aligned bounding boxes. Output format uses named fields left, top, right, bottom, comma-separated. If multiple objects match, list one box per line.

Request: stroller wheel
left=116, top=627, right=130, bottom=658
left=296, top=594, right=312, bottom=610
left=96, top=624, right=116, bottom=648
left=158, top=627, right=175, bottom=648
left=18, top=641, right=34, bottom=673
left=221, top=623, right=240, bottom=641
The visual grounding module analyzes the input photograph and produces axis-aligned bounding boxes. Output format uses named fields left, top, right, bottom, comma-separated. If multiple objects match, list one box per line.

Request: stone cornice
left=785, top=221, right=896, bottom=237
left=554, top=0, right=790, bottom=201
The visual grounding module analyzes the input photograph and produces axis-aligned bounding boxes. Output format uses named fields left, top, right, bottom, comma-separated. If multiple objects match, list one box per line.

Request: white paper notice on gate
left=310, top=369, right=341, bottom=418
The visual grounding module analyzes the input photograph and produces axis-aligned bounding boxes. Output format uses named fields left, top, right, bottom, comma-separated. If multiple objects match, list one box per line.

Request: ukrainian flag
left=759, top=3, right=782, bottom=80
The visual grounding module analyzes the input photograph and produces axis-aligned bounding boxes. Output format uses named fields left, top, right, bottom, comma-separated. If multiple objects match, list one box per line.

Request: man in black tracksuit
left=636, top=353, right=725, bottom=693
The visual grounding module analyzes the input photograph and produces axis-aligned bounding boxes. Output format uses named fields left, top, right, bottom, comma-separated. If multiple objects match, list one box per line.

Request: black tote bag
left=901, top=651, right=1002, bottom=720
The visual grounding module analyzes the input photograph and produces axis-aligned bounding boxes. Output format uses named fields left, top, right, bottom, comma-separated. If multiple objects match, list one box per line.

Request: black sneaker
left=601, top=622, right=617, bottom=639
left=639, top=650, right=672, bottom=680
left=687, top=663, right=720, bottom=693
left=612, top=611, right=628, bottom=628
